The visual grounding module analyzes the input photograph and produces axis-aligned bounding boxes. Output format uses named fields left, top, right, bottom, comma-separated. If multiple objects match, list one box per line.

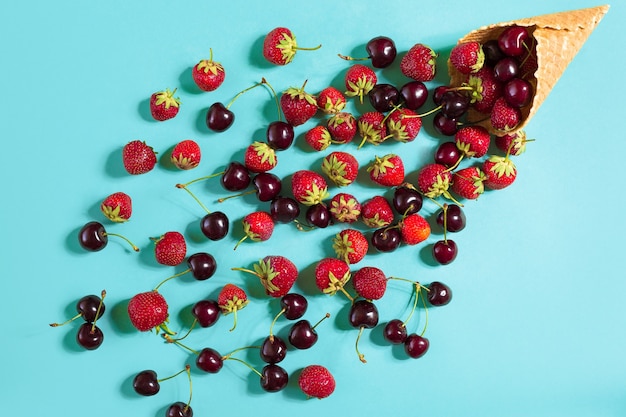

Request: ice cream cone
left=448, top=5, right=609, bottom=135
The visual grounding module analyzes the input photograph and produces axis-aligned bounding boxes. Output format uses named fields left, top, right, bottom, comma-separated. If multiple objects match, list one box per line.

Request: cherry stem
left=442, top=204, right=449, bottom=242
left=154, top=269, right=190, bottom=291
left=337, top=53, right=368, bottom=62
left=225, top=357, right=262, bottom=378
left=177, top=171, right=225, bottom=187
left=403, top=282, right=422, bottom=328
left=90, top=290, right=106, bottom=333
left=312, top=313, right=331, bottom=330
left=294, top=219, right=315, bottom=232
left=176, top=183, right=212, bottom=214
left=260, top=78, right=281, bottom=121
left=167, top=318, right=197, bottom=342
left=157, top=365, right=191, bottom=383
left=217, top=189, right=255, bottom=203
left=222, top=345, right=262, bottom=360
left=268, top=308, right=285, bottom=339
left=163, top=335, right=200, bottom=355
left=226, top=78, right=271, bottom=109
left=419, top=285, right=429, bottom=337
left=355, top=326, right=367, bottom=363
left=103, top=232, right=139, bottom=252
left=415, top=105, right=442, bottom=118
left=49, top=312, right=82, bottom=327
left=184, top=365, right=193, bottom=412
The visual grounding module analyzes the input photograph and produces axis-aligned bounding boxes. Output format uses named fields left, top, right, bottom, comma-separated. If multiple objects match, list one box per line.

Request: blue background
left=2, top=1, right=624, bottom=416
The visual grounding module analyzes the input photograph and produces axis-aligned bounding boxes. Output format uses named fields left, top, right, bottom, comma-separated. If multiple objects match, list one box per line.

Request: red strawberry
left=152, top=231, right=187, bottom=266
left=217, top=283, right=248, bottom=331
left=100, top=191, right=132, bottom=222
left=360, top=196, right=394, bottom=228
left=314, top=257, right=351, bottom=297
left=333, top=229, right=368, bottom=265
left=483, top=155, right=517, bottom=190
left=244, top=141, right=277, bottom=173
left=291, top=170, right=330, bottom=206
left=233, top=256, right=298, bottom=298
left=149, top=88, right=180, bottom=121
left=490, top=97, right=522, bottom=133
left=329, top=193, right=361, bottom=224
left=494, top=130, right=528, bottom=156
left=449, top=41, right=485, bottom=74
left=280, top=81, right=318, bottom=126
left=386, top=108, right=422, bottom=142
left=321, top=151, right=359, bottom=187
left=451, top=166, right=486, bottom=200
left=171, top=139, right=201, bottom=170
left=400, top=43, right=437, bottom=82
left=122, top=140, right=157, bottom=175
left=344, top=64, right=377, bottom=104
left=235, top=211, right=275, bottom=249
left=317, top=87, right=346, bottom=114
left=367, top=154, right=405, bottom=187
left=467, top=67, right=503, bottom=114
left=298, top=365, right=335, bottom=399
left=327, top=112, right=357, bottom=144
left=399, top=213, right=431, bottom=245
left=352, top=266, right=387, bottom=300
left=305, top=126, right=332, bottom=152
left=417, top=163, right=453, bottom=199
left=357, top=111, right=387, bottom=148
left=127, top=290, right=172, bottom=334
left=262, top=27, right=321, bottom=66
left=192, top=49, right=225, bottom=91
left=455, top=125, right=491, bottom=158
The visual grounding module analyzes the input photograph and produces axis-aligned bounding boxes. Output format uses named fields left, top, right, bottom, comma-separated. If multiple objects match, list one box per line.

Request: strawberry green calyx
left=362, top=213, right=389, bottom=228
left=332, top=233, right=358, bottom=264
left=253, top=259, right=281, bottom=294
left=301, top=182, right=330, bottom=206
left=251, top=141, right=276, bottom=167
left=276, top=31, right=298, bottom=65
left=196, top=48, right=224, bottom=75
left=367, top=154, right=397, bottom=178
left=154, top=88, right=181, bottom=109
left=322, top=155, right=350, bottom=187
left=424, top=173, right=452, bottom=199
left=330, top=195, right=361, bottom=223
left=284, top=81, right=317, bottom=106
left=219, top=295, right=249, bottom=314
left=242, top=220, right=262, bottom=242
left=323, top=270, right=351, bottom=296
left=487, top=155, right=515, bottom=178
left=101, top=204, right=127, bottom=223
left=345, top=76, right=376, bottom=104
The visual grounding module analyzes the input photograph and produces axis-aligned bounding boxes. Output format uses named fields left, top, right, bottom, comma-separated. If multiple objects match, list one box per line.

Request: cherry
left=206, top=78, right=272, bottom=132
left=371, top=226, right=402, bottom=253
left=427, top=281, right=452, bottom=306
left=288, top=313, right=330, bottom=350
left=436, top=204, right=466, bottom=232
left=368, top=83, right=401, bottom=112
left=270, top=196, right=300, bottom=224
left=50, top=293, right=105, bottom=327
left=78, top=221, right=139, bottom=252
left=305, top=203, right=331, bottom=228
left=432, top=239, right=458, bottom=265
left=440, top=91, right=470, bottom=119
left=221, top=162, right=251, bottom=191
left=400, top=80, right=428, bottom=110
left=433, top=112, right=459, bottom=136
left=339, top=35, right=397, bottom=68
left=498, top=26, right=530, bottom=57
left=260, top=335, right=287, bottom=364
left=383, top=319, right=408, bottom=344
left=200, top=211, right=229, bottom=241
left=218, top=172, right=282, bottom=203
left=266, top=120, right=295, bottom=151
left=165, top=402, right=193, bottom=417
left=76, top=322, right=103, bottom=350
left=260, top=364, right=289, bottom=392
left=404, top=333, right=429, bottom=358
left=493, top=57, right=519, bottom=82
left=192, top=299, right=220, bottom=327
left=132, top=370, right=160, bottom=396
left=196, top=347, right=223, bottom=373
left=503, top=78, right=532, bottom=108
left=482, top=39, right=506, bottom=67
left=349, top=299, right=379, bottom=363
left=433, top=86, right=449, bottom=106
left=392, top=185, right=422, bottom=215
left=280, top=293, right=308, bottom=320
left=434, top=141, right=462, bottom=168
left=187, top=252, right=217, bottom=280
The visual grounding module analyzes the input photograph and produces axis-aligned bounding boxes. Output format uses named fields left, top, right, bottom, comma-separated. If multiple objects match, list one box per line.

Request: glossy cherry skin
left=400, top=81, right=428, bottom=110
left=221, top=162, right=251, bottom=192
left=187, top=252, right=217, bottom=280
left=503, top=78, right=532, bottom=108
left=78, top=221, right=108, bottom=251
left=266, top=121, right=295, bottom=151
left=434, top=142, right=462, bottom=168
left=432, top=240, right=458, bottom=265
left=166, top=402, right=193, bottom=417
left=371, top=227, right=402, bottom=253
left=383, top=319, right=408, bottom=344
left=349, top=300, right=379, bottom=329
left=270, top=196, right=300, bottom=223
left=200, top=211, right=229, bottom=241
left=404, top=333, right=429, bottom=358
left=77, top=294, right=105, bottom=322
left=206, top=102, right=234, bottom=132
left=133, top=370, right=160, bottom=396
left=433, top=112, right=459, bottom=136
left=76, top=322, right=103, bottom=350
left=366, top=36, right=397, bottom=68
left=393, top=186, right=423, bottom=215
left=288, top=320, right=318, bottom=349
left=436, top=204, right=466, bottom=232
left=498, top=26, right=530, bottom=57
left=427, top=281, right=452, bottom=306
left=493, top=57, right=519, bottom=82
left=440, top=91, right=470, bottom=119
left=306, top=204, right=331, bottom=228
left=196, top=348, right=223, bottom=373
left=260, top=364, right=289, bottom=392
left=368, top=83, right=401, bottom=112
left=192, top=299, right=220, bottom=327
left=253, top=172, right=282, bottom=202
left=280, top=293, right=308, bottom=320
left=482, top=39, right=506, bottom=67
left=260, top=336, right=287, bottom=364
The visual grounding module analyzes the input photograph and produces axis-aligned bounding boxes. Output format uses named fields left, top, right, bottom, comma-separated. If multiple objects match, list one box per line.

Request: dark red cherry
left=498, top=26, right=530, bottom=57
left=393, top=185, right=423, bottom=215
left=165, top=402, right=193, bottom=417
left=288, top=319, right=318, bottom=349
left=366, top=36, right=397, bottom=68
left=260, top=336, right=287, bottom=364
left=440, top=91, right=470, bottom=119
left=433, top=86, right=449, bottom=106
left=253, top=172, right=282, bottom=202
left=368, top=83, right=401, bottom=112
left=400, top=81, right=428, bottom=110
left=371, top=227, right=402, bottom=253
left=77, top=294, right=105, bottom=322
left=260, top=364, right=289, bottom=392
left=433, top=112, right=459, bottom=136
left=427, top=281, right=452, bottom=306
left=432, top=239, right=458, bottom=265
left=206, top=102, right=234, bottom=132
left=221, top=162, right=251, bottom=192
left=196, top=348, right=223, bottom=373
left=383, top=319, right=407, bottom=344
left=493, top=57, right=520, bottom=82
left=349, top=300, right=379, bottom=329
left=133, top=370, right=160, bottom=396
left=270, top=196, right=300, bottom=223
left=192, top=300, right=220, bottom=327
left=76, top=322, right=103, bottom=350
left=404, top=333, right=429, bottom=358
left=200, top=211, right=229, bottom=241
left=187, top=252, right=217, bottom=280
left=482, top=39, right=506, bottom=67
left=306, top=204, right=331, bottom=228
left=503, top=78, right=532, bottom=108
left=280, top=293, right=308, bottom=320
left=434, top=141, right=462, bottom=168
left=436, top=204, right=466, bottom=232
left=78, top=221, right=108, bottom=251
left=266, top=121, right=295, bottom=150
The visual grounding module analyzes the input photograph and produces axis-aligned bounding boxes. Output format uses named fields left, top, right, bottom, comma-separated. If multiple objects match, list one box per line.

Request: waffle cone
left=448, top=5, right=609, bottom=135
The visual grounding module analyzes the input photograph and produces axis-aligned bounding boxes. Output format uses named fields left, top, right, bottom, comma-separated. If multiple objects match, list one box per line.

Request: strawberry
left=455, top=125, right=491, bottom=158
left=316, top=87, right=346, bottom=114
left=298, top=365, right=335, bottom=399
left=314, top=257, right=351, bottom=297
left=100, top=191, right=132, bottom=223
left=217, top=283, right=248, bottom=331
left=357, top=111, right=387, bottom=148
left=321, top=151, right=359, bottom=187
left=262, top=27, right=321, bottom=66
left=495, top=130, right=528, bottom=156
left=367, top=154, right=405, bottom=187
left=149, top=88, right=180, bottom=121
left=399, top=213, right=431, bottom=245
left=329, top=193, right=361, bottom=224
left=291, top=170, right=330, bottom=206
left=344, top=64, right=377, bottom=104
left=451, top=166, right=486, bottom=200
left=235, top=211, right=275, bottom=249
left=490, top=97, right=522, bottom=133
left=466, top=67, right=502, bottom=114
left=192, top=49, right=225, bottom=91
left=483, top=155, right=517, bottom=190
left=400, top=43, right=437, bottom=82
left=360, top=196, right=394, bottom=228
left=122, top=140, right=157, bottom=175
left=234, top=256, right=298, bottom=298
left=352, top=266, right=387, bottom=300
left=152, top=231, right=187, bottom=266
left=127, top=290, right=172, bottom=334
left=305, top=126, right=332, bottom=152
left=386, top=108, right=422, bottom=143
left=449, top=41, right=484, bottom=74
left=244, top=141, right=277, bottom=173
left=171, top=139, right=201, bottom=170
left=327, top=112, right=357, bottom=144
left=333, top=229, right=368, bottom=265
left=280, top=81, right=318, bottom=126
left=417, top=163, right=453, bottom=199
